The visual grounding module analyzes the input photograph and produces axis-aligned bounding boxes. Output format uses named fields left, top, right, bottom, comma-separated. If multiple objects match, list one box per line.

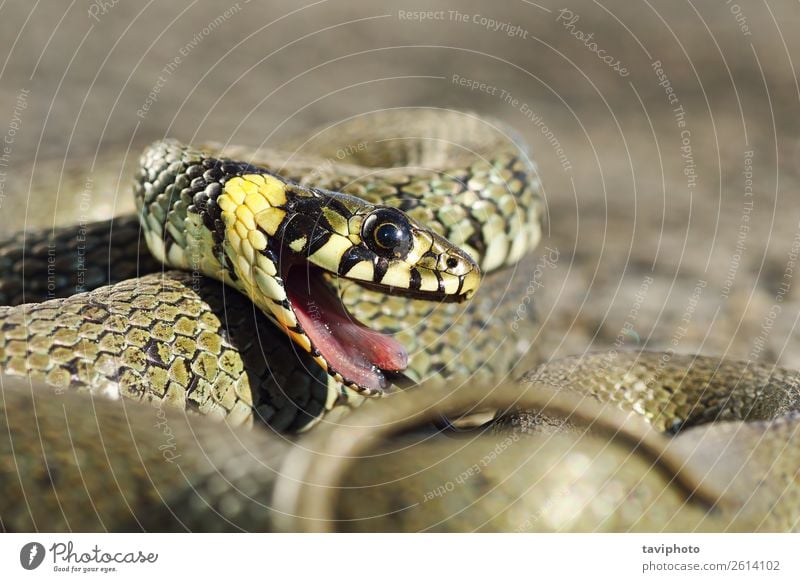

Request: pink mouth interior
left=286, top=266, right=409, bottom=392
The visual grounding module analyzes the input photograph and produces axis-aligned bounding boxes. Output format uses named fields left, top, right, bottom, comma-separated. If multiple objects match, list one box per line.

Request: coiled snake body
left=0, top=110, right=797, bottom=531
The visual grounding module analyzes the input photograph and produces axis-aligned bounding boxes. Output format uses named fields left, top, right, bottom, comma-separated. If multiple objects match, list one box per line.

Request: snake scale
left=0, top=110, right=798, bottom=532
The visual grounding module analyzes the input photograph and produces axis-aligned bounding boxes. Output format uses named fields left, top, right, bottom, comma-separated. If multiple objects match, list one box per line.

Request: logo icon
left=19, top=542, right=46, bottom=570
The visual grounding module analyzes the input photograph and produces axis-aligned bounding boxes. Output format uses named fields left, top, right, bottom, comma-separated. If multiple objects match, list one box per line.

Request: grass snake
left=0, top=109, right=797, bottom=531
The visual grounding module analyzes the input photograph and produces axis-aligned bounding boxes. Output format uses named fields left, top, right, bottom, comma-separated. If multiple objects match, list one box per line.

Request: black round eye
left=374, top=223, right=404, bottom=249
left=362, top=208, right=413, bottom=259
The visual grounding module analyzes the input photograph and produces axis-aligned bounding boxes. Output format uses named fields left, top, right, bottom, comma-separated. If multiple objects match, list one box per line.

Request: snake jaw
left=284, top=264, right=408, bottom=394
left=278, top=221, right=479, bottom=393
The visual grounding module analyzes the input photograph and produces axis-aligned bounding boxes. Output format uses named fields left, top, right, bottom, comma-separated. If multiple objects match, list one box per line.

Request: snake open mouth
left=285, top=265, right=409, bottom=392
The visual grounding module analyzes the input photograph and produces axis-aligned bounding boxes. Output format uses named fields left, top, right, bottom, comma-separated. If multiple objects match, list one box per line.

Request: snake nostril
left=446, top=257, right=459, bottom=269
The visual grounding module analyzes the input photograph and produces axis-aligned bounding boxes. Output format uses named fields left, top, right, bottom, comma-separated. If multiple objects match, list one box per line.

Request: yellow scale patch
left=322, top=206, right=350, bottom=236
left=345, top=260, right=373, bottom=280
left=217, top=174, right=291, bottom=313
left=255, top=208, right=286, bottom=236
left=380, top=262, right=411, bottom=288
left=289, top=331, right=312, bottom=353
left=418, top=271, right=439, bottom=292
left=308, top=233, right=354, bottom=272
left=439, top=272, right=460, bottom=294
left=289, top=236, right=307, bottom=252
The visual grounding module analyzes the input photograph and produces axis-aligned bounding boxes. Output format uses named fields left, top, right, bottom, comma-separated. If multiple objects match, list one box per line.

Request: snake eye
left=374, top=223, right=405, bottom=249
left=362, top=208, right=413, bottom=259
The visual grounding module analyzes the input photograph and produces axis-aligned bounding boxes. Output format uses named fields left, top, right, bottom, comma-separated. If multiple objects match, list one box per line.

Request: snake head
left=298, top=201, right=482, bottom=303
left=268, top=191, right=481, bottom=395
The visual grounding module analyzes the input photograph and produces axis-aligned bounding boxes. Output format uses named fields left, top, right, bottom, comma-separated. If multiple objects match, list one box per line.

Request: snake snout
left=412, top=228, right=482, bottom=302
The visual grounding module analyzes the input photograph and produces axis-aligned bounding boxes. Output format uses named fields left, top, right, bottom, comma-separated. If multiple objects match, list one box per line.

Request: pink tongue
left=287, top=267, right=408, bottom=392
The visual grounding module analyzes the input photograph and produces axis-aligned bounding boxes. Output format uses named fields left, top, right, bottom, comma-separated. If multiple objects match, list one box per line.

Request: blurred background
left=1, top=0, right=799, bottom=368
